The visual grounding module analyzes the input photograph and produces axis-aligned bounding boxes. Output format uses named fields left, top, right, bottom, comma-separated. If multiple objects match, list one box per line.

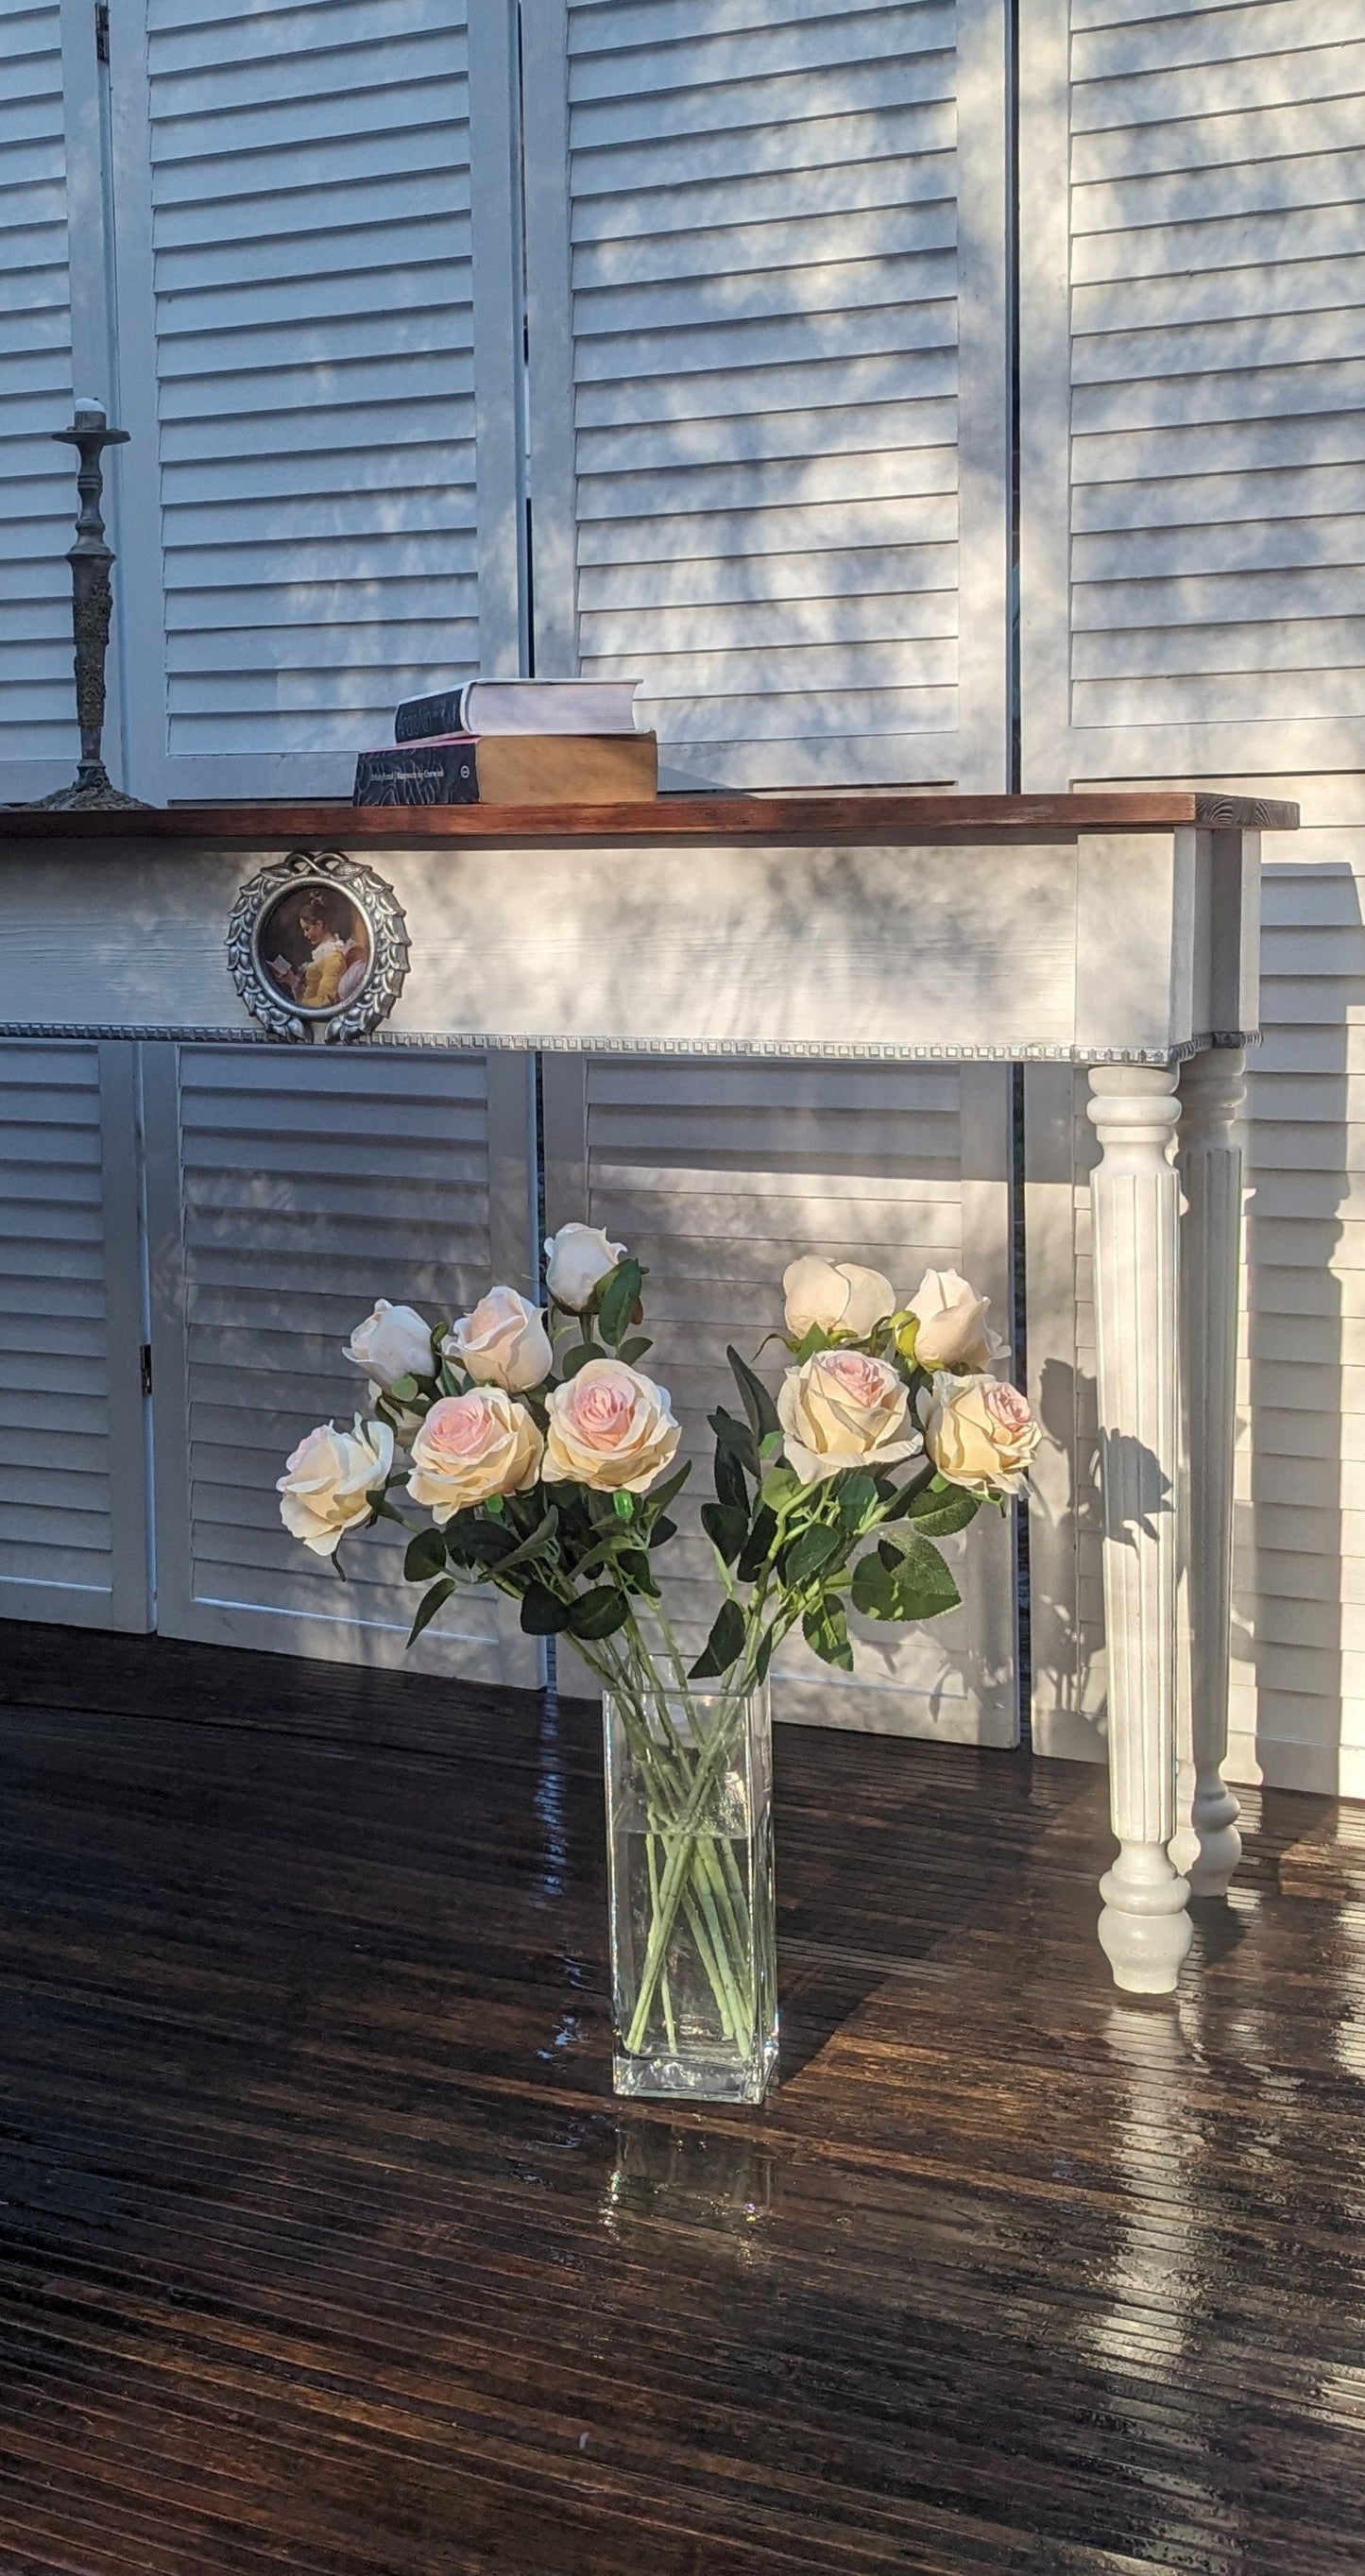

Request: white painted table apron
left=0, top=792, right=1295, bottom=1992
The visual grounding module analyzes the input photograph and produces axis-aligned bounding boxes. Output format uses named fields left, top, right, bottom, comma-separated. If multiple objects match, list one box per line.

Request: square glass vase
left=603, top=1677, right=777, bottom=2104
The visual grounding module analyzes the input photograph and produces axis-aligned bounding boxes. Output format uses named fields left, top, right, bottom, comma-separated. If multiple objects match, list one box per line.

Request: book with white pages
left=394, top=677, right=640, bottom=742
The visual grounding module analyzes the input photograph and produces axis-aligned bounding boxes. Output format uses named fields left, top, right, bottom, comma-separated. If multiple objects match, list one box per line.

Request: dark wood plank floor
left=0, top=1623, right=1361, bottom=2575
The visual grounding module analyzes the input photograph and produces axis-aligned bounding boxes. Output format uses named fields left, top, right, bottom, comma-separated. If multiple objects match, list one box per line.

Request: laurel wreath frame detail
left=227, top=850, right=411, bottom=1043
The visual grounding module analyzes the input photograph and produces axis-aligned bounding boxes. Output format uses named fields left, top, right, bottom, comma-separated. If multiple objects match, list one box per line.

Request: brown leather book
left=353, top=732, right=657, bottom=806
left=473, top=730, right=657, bottom=803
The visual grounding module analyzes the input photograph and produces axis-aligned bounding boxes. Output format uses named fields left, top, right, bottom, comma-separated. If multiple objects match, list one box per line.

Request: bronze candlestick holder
left=36, top=399, right=150, bottom=810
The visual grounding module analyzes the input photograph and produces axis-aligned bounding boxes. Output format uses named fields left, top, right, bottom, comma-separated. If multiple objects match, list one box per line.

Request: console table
left=0, top=790, right=1296, bottom=1992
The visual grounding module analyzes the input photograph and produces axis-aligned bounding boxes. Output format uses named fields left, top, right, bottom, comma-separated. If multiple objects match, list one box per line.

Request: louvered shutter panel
left=141, top=1043, right=541, bottom=1686
left=0, top=0, right=89, bottom=800
left=1018, top=1, right=1365, bottom=1793
left=522, top=0, right=1009, bottom=791
left=1019, top=0, right=1365, bottom=788
left=0, top=1042, right=150, bottom=1630
left=105, top=0, right=523, bottom=801
left=544, top=1055, right=1015, bottom=1742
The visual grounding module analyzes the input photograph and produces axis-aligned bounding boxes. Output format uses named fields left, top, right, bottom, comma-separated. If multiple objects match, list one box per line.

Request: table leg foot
left=1187, top=1783, right=1242, bottom=1898
left=1100, top=1845, right=1194, bottom=1992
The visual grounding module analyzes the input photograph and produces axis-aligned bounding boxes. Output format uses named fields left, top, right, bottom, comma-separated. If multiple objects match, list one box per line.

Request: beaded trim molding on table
left=0, top=1024, right=1260, bottom=1062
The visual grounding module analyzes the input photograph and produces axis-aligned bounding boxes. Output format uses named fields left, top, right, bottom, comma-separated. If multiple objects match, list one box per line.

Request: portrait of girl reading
left=257, top=882, right=372, bottom=1018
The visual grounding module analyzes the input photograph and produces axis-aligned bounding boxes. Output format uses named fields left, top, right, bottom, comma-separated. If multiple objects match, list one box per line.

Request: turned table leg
left=1088, top=1066, right=1193, bottom=1994
left=1176, top=1046, right=1245, bottom=1897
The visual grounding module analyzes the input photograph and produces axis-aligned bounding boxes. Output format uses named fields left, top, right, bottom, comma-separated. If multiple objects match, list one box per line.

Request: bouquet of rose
left=278, top=1226, right=1040, bottom=2092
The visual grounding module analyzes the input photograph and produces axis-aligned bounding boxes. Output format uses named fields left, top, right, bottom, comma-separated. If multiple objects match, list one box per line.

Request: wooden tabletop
left=0, top=789, right=1300, bottom=844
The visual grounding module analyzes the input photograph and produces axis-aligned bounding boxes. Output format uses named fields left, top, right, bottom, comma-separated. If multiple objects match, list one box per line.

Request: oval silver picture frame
left=227, top=849, right=410, bottom=1043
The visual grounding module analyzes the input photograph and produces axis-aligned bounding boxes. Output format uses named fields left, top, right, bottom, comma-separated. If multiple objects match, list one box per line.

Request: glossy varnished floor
left=0, top=1626, right=1361, bottom=2574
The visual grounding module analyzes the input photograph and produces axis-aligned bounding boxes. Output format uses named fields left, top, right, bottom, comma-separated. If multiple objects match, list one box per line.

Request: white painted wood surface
left=139, top=1041, right=543, bottom=1684
left=1019, top=0, right=1365, bottom=1803
left=0, top=826, right=1260, bottom=1063
left=0, top=1040, right=149, bottom=1629
left=103, top=0, right=524, bottom=802
left=1018, top=0, right=1365, bottom=789
left=522, top=0, right=1010, bottom=791
left=0, top=0, right=77, bottom=798
left=1087, top=1066, right=1192, bottom=1993
left=543, top=1051, right=1016, bottom=1743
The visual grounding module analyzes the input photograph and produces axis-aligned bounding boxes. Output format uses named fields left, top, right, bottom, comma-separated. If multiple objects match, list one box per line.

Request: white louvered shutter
left=104, top=0, right=523, bottom=802
left=0, top=0, right=120, bottom=799
left=0, top=1041, right=150, bottom=1629
left=1018, top=0, right=1365, bottom=1794
left=544, top=1055, right=1015, bottom=1743
left=141, top=1043, right=541, bottom=1686
left=522, top=0, right=1009, bottom=792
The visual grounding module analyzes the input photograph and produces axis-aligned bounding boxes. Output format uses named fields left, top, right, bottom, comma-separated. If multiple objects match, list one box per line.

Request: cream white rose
left=918, top=1371, right=1041, bottom=1496
left=782, top=1255, right=896, bottom=1343
left=907, top=1268, right=1008, bottom=1372
left=442, top=1285, right=553, bottom=1394
left=543, top=1358, right=680, bottom=1493
left=277, top=1415, right=394, bottom=1558
left=407, top=1389, right=544, bottom=1524
left=778, top=1349, right=922, bottom=1485
left=544, top=1222, right=627, bottom=1311
left=343, top=1300, right=435, bottom=1390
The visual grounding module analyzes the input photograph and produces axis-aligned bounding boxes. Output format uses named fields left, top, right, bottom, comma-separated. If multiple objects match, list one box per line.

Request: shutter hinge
left=95, top=3, right=110, bottom=60
left=139, top=1342, right=153, bottom=1398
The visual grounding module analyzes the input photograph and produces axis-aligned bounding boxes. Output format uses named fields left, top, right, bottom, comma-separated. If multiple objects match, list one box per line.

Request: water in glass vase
left=603, top=1680, right=777, bottom=2103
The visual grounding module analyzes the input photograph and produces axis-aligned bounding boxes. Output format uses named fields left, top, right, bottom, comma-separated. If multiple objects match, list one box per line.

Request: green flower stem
left=621, top=1705, right=751, bottom=2053
left=644, top=1833, right=678, bottom=2053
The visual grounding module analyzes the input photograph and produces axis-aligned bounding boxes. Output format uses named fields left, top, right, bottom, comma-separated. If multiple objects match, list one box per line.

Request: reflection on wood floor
left=0, top=1621, right=1361, bottom=2574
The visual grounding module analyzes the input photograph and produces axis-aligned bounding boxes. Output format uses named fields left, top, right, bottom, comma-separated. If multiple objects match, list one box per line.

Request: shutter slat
left=146, top=1045, right=539, bottom=1686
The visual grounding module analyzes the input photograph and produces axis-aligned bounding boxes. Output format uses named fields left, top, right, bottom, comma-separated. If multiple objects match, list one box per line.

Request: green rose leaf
left=615, top=1547, right=659, bottom=1596
left=648, top=1514, right=678, bottom=1548
left=709, top=1405, right=759, bottom=1479
left=759, top=1463, right=801, bottom=1513
left=713, top=1439, right=751, bottom=1518
left=903, top=1487, right=981, bottom=1536
left=407, top=1576, right=455, bottom=1646
left=598, top=1257, right=644, bottom=1349
left=520, top=1583, right=574, bottom=1635
left=404, top=1527, right=447, bottom=1584
left=835, top=1470, right=879, bottom=1530
left=726, top=1345, right=781, bottom=1443
left=782, top=1520, right=844, bottom=1586
left=568, top=1585, right=632, bottom=1641
left=690, top=1597, right=746, bottom=1680
left=851, top=1534, right=961, bottom=1623
left=802, top=1594, right=854, bottom=1672
left=486, top=1506, right=560, bottom=1579
left=558, top=1343, right=599, bottom=1379
left=701, top=1500, right=749, bottom=1565
left=617, top=1335, right=653, bottom=1364
left=737, top=1505, right=779, bottom=1583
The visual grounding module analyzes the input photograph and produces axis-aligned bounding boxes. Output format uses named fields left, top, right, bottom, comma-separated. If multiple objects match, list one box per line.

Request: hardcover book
left=354, top=731, right=657, bottom=807
left=394, top=677, right=640, bottom=742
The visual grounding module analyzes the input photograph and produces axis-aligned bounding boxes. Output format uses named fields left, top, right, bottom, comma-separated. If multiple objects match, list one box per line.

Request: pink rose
left=543, top=1358, right=680, bottom=1493
left=407, top=1389, right=543, bottom=1523
left=778, top=1348, right=922, bottom=1484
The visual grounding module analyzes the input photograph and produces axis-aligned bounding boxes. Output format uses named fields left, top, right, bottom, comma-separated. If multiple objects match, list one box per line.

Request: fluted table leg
left=1088, top=1065, right=1193, bottom=1994
left=1176, top=1046, right=1245, bottom=1897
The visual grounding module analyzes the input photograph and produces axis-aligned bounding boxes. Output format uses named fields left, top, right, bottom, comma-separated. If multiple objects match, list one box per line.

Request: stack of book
left=352, top=678, right=655, bottom=807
